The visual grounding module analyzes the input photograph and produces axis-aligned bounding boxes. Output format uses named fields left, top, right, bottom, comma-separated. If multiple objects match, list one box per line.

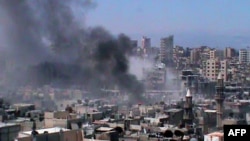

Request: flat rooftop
left=0, top=122, right=18, bottom=128
left=8, top=117, right=30, bottom=123
left=13, top=103, right=34, bottom=107
left=96, top=127, right=114, bottom=132
left=21, top=127, right=69, bottom=135
left=165, top=108, right=182, bottom=113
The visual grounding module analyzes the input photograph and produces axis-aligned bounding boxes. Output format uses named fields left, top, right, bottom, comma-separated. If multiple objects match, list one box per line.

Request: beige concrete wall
left=223, top=119, right=238, bottom=125
left=44, top=118, right=67, bottom=128
left=64, top=130, right=84, bottom=141
left=53, top=119, right=67, bottom=128
left=44, top=118, right=54, bottom=128
left=20, top=121, right=44, bottom=131
left=54, top=111, right=69, bottom=119
left=45, top=111, right=69, bottom=119
left=44, top=112, right=54, bottom=119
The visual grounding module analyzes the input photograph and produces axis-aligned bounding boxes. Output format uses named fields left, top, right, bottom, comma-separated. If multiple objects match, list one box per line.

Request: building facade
left=160, top=35, right=174, bottom=63
left=190, top=48, right=200, bottom=64
left=141, top=36, right=151, bottom=57
left=209, top=49, right=224, bottom=60
left=239, top=48, right=250, bottom=64
left=202, top=59, right=228, bottom=81
left=224, top=47, right=235, bottom=58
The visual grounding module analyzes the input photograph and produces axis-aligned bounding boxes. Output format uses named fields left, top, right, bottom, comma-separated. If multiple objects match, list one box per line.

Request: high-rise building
left=215, top=73, right=225, bottom=129
left=209, top=49, right=224, bottom=60
left=141, top=36, right=151, bottom=49
left=203, top=59, right=228, bottom=81
left=239, top=49, right=250, bottom=64
left=220, top=60, right=228, bottom=80
left=224, top=47, right=235, bottom=58
left=160, top=35, right=174, bottom=63
left=141, top=36, right=151, bottom=57
left=142, top=62, right=166, bottom=90
left=190, top=48, right=200, bottom=64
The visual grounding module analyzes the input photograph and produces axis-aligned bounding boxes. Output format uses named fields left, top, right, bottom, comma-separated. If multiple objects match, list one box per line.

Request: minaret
left=215, top=73, right=225, bottom=129
left=183, top=88, right=194, bottom=125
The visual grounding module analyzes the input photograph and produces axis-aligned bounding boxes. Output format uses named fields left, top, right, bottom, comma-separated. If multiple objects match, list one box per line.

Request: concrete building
left=9, top=118, right=44, bottom=131
left=209, top=49, right=224, bottom=60
left=203, top=59, right=228, bottom=81
left=220, top=60, right=228, bottom=81
left=164, top=108, right=183, bottom=126
left=180, top=70, right=199, bottom=93
left=141, top=36, right=151, bottom=57
left=141, top=36, right=151, bottom=49
left=44, top=111, right=81, bottom=128
left=12, top=103, right=35, bottom=117
left=17, top=127, right=85, bottom=141
left=190, top=48, right=200, bottom=64
left=0, top=122, right=21, bottom=141
left=204, top=132, right=224, bottom=141
left=202, top=110, right=217, bottom=133
left=173, top=45, right=185, bottom=60
left=224, top=47, right=235, bottom=58
left=215, top=73, right=225, bottom=129
left=160, top=35, right=174, bottom=63
left=239, top=48, right=250, bottom=64
left=142, top=62, right=167, bottom=90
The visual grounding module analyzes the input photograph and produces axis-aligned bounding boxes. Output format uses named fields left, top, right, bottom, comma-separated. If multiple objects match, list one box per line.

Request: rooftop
left=165, top=108, right=182, bottom=113
left=13, top=103, right=34, bottom=107
left=21, top=127, right=69, bottom=135
left=207, top=131, right=224, bottom=137
left=0, top=122, right=18, bottom=128
left=96, top=127, right=114, bottom=132
left=204, top=109, right=217, bottom=113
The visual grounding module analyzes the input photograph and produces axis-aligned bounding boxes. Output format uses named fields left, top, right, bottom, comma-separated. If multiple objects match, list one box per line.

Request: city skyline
left=86, top=0, right=250, bottom=48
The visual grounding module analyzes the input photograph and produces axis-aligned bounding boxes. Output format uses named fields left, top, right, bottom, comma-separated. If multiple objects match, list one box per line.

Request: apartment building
left=209, top=49, right=224, bottom=60
left=202, top=59, right=228, bottom=81
left=160, top=35, right=174, bottom=63
left=239, top=49, right=250, bottom=64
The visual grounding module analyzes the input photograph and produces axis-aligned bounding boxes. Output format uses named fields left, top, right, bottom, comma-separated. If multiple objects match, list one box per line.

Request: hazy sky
left=86, top=0, right=250, bottom=48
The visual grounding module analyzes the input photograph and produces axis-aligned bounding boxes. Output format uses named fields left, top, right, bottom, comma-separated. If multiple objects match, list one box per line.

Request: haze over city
left=0, top=0, right=250, bottom=141
left=86, top=0, right=250, bottom=48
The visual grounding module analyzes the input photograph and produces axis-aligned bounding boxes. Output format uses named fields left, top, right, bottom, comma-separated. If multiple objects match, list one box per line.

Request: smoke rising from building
left=0, top=0, right=144, bottom=101
left=128, top=57, right=154, bottom=80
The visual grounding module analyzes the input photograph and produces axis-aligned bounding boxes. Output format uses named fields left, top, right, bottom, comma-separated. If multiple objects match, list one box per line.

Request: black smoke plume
left=0, top=0, right=144, bottom=102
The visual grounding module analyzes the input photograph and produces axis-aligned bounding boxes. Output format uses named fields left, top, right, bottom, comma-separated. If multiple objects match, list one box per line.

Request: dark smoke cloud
left=0, top=0, right=50, bottom=64
left=0, top=0, right=144, bottom=102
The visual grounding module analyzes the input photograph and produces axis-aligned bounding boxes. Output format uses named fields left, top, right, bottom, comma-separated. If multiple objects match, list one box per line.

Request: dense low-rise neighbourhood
left=1, top=37, right=250, bottom=141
